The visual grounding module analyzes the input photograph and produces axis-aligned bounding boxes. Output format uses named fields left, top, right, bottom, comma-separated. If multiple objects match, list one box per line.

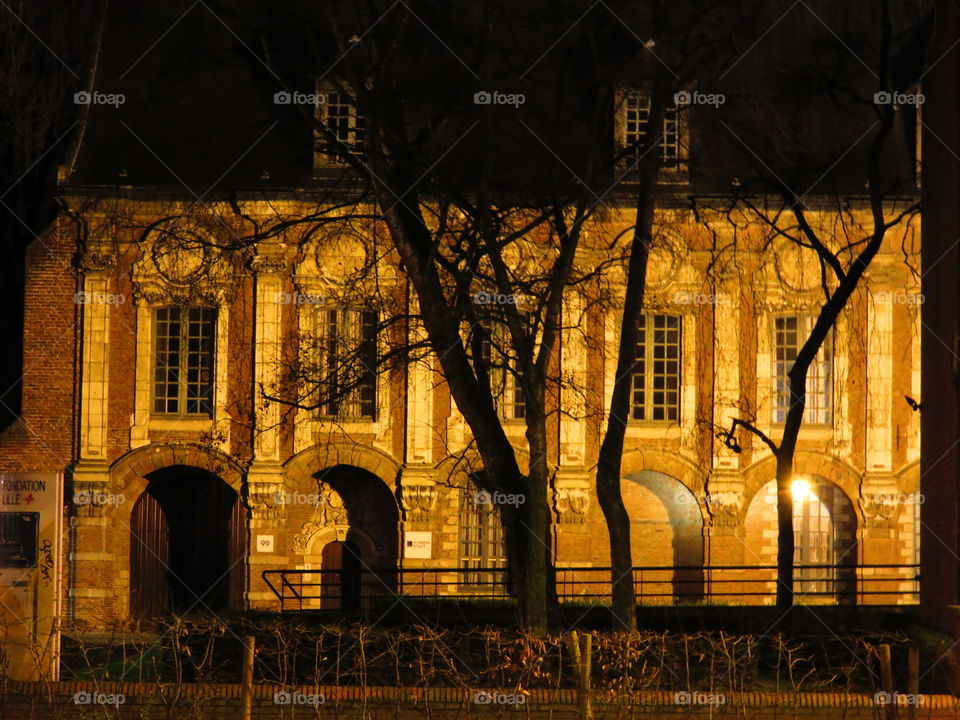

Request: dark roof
left=65, top=0, right=923, bottom=201
left=68, top=0, right=312, bottom=190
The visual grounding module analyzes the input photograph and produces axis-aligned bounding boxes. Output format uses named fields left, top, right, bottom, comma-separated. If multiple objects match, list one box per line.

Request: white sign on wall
left=403, top=531, right=432, bottom=559
left=256, top=535, right=274, bottom=553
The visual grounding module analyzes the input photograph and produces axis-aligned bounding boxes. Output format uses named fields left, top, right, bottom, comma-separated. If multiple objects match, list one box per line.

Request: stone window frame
left=132, top=300, right=231, bottom=442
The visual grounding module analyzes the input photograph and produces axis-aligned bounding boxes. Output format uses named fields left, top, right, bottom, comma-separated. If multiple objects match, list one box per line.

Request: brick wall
left=4, top=683, right=960, bottom=720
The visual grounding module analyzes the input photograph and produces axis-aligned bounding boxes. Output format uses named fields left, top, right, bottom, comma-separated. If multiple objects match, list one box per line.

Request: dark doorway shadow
left=130, top=465, right=245, bottom=620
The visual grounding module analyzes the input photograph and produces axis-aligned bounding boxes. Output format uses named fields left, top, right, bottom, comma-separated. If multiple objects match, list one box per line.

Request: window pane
left=153, top=307, right=181, bottom=414
left=317, top=308, right=378, bottom=420
left=184, top=308, right=216, bottom=414
left=153, top=307, right=216, bottom=417
left=623, top=93, right=680, bottom=168
left=631, top=314, right=646, bottom=420
left=632, top=313, right=680, bottom=421
left=458, top=483, right=506, bottom=591
left=322, top=91, right=363, bottom=153
left=773, top=315, right=832, bottom=424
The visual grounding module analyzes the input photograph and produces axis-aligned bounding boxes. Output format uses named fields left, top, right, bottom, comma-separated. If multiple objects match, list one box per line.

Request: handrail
left=261, top=564, right=920, bottom=611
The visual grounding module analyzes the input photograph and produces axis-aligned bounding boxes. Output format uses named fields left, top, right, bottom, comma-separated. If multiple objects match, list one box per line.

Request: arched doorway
left=130, top=465, right=246, bottom=619
left=292, top=465, right=399, bottom=609
left=744, top=476, right=857, bottom=603
left=622, top=470, right=704, bottom=603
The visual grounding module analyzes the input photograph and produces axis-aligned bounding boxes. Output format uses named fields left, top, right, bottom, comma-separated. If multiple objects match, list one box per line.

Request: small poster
left=403, top=531, right=432, bottom=559
left=0, top=472, right=62, bottom=681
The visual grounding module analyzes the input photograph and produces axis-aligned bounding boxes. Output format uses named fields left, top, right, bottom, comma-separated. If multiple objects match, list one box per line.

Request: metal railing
left=262, top=564, right=919, bottom=612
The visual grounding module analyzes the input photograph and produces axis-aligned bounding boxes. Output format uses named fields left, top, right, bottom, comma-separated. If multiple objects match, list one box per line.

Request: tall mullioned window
left=458, top=483, right=507, bottom=591
left=631, top=314, right=682, bottom=421
left=622, top=92, right=682, bottom=169
left=316, top=308, right=378, bottom=420
left=773, top=315, right=832, bottom=424
left=153, top=307, right=216, bottom=416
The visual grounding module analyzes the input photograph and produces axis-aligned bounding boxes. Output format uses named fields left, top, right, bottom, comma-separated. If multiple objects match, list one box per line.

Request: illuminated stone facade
left=0, top=184, right=922, bottom=623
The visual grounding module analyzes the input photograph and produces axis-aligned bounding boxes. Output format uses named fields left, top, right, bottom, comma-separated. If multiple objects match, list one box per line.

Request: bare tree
left=707, top=0, right=930, bottom=608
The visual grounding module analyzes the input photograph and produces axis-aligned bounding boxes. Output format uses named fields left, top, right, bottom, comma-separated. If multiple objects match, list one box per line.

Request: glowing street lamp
left=791, top=478, right=811, bottom=503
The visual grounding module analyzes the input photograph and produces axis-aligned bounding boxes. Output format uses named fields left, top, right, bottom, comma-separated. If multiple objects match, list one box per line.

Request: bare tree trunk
left=594, top=85, right=668, bottom=632
left=522, top=393, right=558, bottom=633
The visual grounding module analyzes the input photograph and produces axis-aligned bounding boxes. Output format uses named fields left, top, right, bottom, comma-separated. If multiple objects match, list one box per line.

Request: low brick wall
left=2, top=683, right=959, bottom=719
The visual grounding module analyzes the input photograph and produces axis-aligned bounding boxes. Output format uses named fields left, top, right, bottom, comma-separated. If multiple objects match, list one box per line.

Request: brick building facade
left=0, top=188, right=922, bottom=624
left=0, top=2, right=926, bottom=628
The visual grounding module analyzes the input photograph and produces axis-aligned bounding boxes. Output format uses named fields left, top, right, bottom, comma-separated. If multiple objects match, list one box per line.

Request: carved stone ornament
left=79, top=251, right=118, bottom=272
left=401, top=483, right=438, bottom=522
left=554, top=487, right=590, bottom=524
left=291, top=482, right=349, bottom=553
left=251, top=242, right=298, bottom=274
left=132, top=219, right=238, bottom=304
left=860, top=495, right=900, bottom=530
left=707, top=500, right=741, bottom=527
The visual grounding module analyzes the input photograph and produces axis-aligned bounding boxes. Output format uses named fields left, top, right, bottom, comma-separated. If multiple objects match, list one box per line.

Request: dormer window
left=316, top=89, right=364, bottom=161
left=617, top=89, right=686, bottom=173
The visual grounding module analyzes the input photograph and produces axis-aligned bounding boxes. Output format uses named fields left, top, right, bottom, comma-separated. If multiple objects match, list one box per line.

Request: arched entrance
left=744, top=476, right=857, bottom=603
left=130, top=465, right=246, bottom=619
left=292, top=465, right=399, bottom=609
left=623, top=470, right=705, bottom=602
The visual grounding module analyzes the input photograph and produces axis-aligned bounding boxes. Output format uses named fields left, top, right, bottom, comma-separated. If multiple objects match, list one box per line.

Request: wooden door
left=321, top=541, right=361, bottom=610
left=130, top=491, right=170, bottom=620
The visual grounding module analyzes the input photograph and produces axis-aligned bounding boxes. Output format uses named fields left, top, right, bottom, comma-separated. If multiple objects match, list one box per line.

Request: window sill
left=149, top=417, right=214, bottom=431
left=770, top=423, right=835, bottom=440
left=627, top=423, right=682, bottom=438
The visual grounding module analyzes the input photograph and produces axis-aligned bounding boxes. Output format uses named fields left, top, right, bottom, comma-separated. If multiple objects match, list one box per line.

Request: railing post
left=907, top=644, right=920, bottom=720
left=241, top=635, right=255, bottom=720
left=879, top=643, right=895, bottom=720
left=580, top=632, right=593, bottom=720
